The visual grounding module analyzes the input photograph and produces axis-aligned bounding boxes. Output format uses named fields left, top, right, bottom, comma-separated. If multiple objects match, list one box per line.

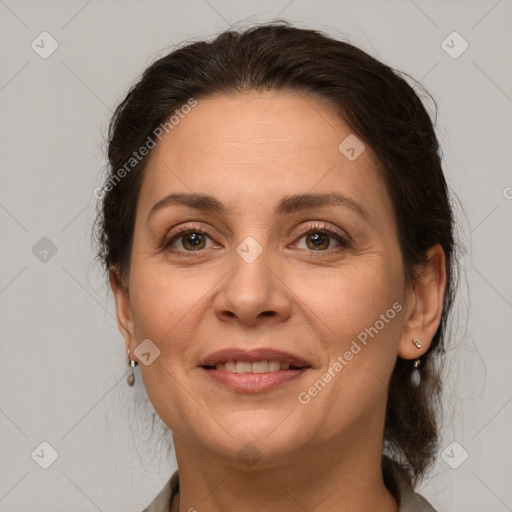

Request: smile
left=204, top=360, right=304, bottom=373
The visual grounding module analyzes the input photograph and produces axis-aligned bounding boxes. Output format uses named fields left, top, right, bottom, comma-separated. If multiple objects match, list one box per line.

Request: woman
left=95, top=21, right=456, bottom=512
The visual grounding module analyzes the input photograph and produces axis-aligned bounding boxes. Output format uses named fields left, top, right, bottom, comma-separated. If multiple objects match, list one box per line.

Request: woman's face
left=113, top=90, right=415, bottom=466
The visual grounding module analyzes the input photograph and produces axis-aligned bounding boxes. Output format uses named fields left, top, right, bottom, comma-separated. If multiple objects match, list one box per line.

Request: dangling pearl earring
left=127, top=349, right=138, bottom=387
left=411, top=339, right=422, bottom=386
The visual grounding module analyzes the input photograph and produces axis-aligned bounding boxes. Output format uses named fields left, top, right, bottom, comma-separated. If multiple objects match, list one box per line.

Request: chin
left=203, top=416, right=312, bottom=466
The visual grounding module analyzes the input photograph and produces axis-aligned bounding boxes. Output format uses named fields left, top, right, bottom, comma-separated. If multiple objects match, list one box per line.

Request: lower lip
left=201, top=367, right=310, bottom=392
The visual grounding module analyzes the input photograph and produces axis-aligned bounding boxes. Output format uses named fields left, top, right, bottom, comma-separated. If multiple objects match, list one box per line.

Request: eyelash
left=161, top=222, right=351, bottom=258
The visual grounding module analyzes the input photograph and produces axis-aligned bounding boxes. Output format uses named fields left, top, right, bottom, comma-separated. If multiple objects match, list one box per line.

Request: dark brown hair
left=94, top=21, right=456, bottom=503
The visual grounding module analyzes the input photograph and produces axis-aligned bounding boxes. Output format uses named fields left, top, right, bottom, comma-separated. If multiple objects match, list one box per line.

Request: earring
left=127, top=349, right=138, bottom=387
left=411, top=356, right=421, bottom=386
left=410, top=340, right=422, bottom=385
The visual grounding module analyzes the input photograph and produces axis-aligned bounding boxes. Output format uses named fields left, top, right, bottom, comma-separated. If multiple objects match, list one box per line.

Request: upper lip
left=199, top=348, right=311, bottom=368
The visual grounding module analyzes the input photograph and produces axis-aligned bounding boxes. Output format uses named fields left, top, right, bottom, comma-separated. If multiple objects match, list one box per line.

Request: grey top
left=142, top=470, right=437, bottom=512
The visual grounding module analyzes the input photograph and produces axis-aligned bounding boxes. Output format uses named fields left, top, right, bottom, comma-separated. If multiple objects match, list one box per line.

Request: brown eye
left=163, top=229, right=214, bottom=253
left=304, top=231, right=331, bottom=250
left=180, top=231, right=207, bottom=251
left=294, top=224, right=351, bottom=252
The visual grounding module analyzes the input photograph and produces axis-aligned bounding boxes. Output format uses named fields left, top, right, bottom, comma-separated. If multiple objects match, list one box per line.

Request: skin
left=110, top=90, right=447, bottom=512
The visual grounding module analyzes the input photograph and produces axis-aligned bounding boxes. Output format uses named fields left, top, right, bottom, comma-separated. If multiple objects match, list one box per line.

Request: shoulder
left=141, top=470, right=179, bottom=512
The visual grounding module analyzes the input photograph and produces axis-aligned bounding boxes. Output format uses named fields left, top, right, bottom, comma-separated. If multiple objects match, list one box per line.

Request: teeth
left=236, top=361, right=252, bottom=373
left=268, top=360, right=281, bottom=372
left=225, top=361, right=236, bottom=372
left=213, top=360, right=294, bottom=373
left=251, top=361, right=269, bottom=373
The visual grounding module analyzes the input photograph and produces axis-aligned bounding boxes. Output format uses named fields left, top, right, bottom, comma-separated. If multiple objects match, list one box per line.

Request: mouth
left=198, top=348, right=312, bottom=392
left=198, top=347, right=311, bottom=372
left=201, top=360, right=307, bottom=373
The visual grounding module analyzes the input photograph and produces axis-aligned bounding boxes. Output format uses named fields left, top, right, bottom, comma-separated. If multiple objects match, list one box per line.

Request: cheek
left=128, top=258, right=226, bottom=375
left=130, top=232, right=200, bottom=321
left=127, top=264, right=209, bottom=428
left=293, top=259, right=405, bottom=387
left=293, top=265, right=403, bottom=419
left=130, top=250, right=404, bottom=352
left=300, top=263, right=401, bottom=334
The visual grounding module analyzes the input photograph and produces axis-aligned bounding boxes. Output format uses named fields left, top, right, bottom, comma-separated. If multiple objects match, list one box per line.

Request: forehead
left=137, top=90, right=388, bottom=220
left=149, top=90, right=358, bottom=168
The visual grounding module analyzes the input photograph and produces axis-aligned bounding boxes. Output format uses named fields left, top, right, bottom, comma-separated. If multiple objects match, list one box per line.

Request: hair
left=94, top=21, right=456, bottom=504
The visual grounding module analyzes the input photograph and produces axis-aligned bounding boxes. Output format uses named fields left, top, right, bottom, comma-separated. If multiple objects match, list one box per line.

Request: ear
left=109, top=265, right=136, bottom=356
left=398, top=244, right=447, bottom=359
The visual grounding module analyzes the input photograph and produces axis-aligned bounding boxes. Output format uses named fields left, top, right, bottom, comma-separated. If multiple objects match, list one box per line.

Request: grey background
left=0, top=0, right=511, bottom=510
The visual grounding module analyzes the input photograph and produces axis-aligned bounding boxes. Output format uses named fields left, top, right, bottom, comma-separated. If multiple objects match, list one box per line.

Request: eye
left=161, top=221, right=351, bottom=257
left=293, top=222, right=351, bottom=252
left=162, top=225, right=217, bottom=255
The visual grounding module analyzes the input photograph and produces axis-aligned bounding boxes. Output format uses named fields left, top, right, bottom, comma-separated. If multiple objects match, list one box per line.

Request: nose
left=213, top=244, right=292, bottom=327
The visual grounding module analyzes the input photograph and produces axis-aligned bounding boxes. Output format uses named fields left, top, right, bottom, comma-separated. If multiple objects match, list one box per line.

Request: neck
left=172, top=430, right=398, bottom=512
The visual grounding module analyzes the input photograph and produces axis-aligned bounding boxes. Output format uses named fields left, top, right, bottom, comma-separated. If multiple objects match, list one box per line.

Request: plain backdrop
left=0, top=0, right=511, bottom=510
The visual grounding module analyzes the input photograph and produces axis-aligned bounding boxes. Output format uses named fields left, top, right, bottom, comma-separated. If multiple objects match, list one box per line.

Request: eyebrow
left=146, top=192, right=370, bottom=225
